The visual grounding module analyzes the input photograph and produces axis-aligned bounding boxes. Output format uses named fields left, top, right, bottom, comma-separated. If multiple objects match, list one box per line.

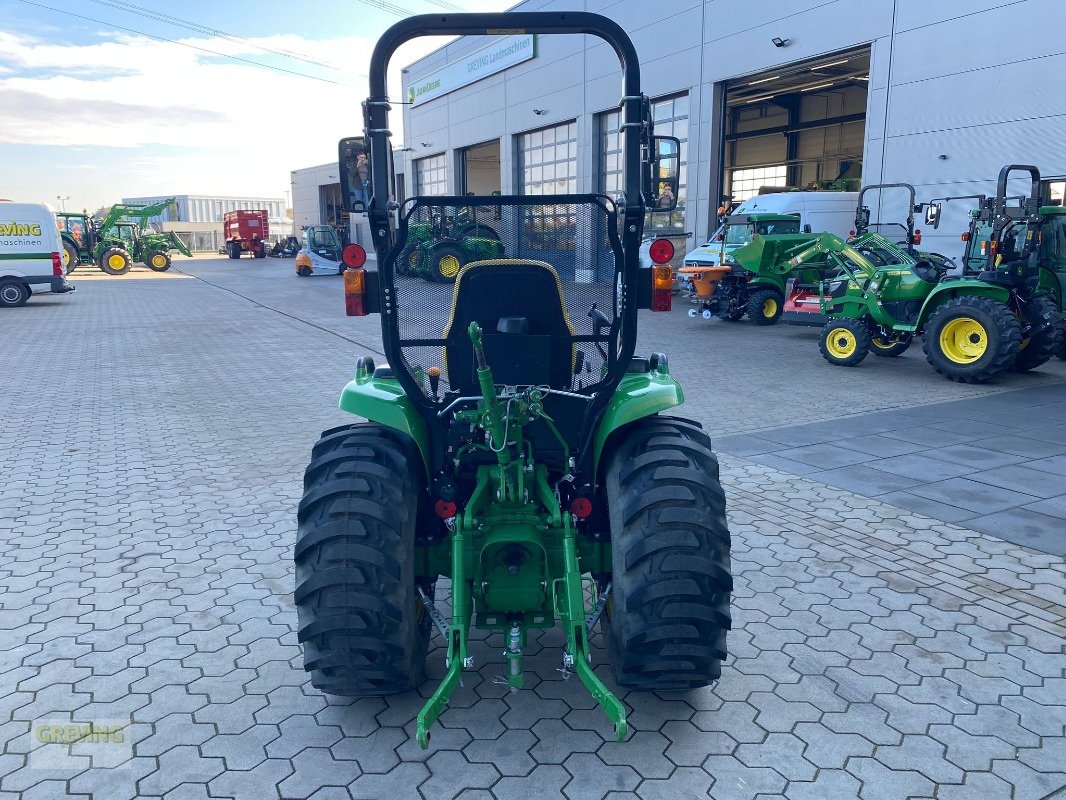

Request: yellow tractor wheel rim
left=151, top=254, right=166, bottom=267
left=825, top=328, right=857, bottom=359
left=762, top=297, right=778, bottom=317
left=939, top=317, right=988, bottom=364
left=439, top=254, right=461, bottom=278
left=108, top=254, right=126, bottom=270
left=409, top=250, right=422, bottom=269
left=871, top=336, right=895, bottom=350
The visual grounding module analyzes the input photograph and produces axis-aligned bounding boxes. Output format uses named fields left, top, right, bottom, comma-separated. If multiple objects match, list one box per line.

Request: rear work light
left=51, top=252, right=63, bottom=276
left=343, top=265, right=367, bottom=316
left=342, top=243, right=367, bottom=269
left=651, top=264, right=673, bottom=312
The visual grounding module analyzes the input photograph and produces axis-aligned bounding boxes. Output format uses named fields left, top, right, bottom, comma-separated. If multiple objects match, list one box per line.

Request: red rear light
left=651, top=265, right=672, bottom=312
left=570, top=497, right=593, bottom=519
left=51, top=252, right=63, bottom=276
left=343, top=267, right=366, bottom=316
left=434, top=499, right=457, bottom=519
left=912, top=229, right=922, bottom=245
left=648, top=238, right=674, bottom=264
left=342, top=243, right=367, bottom=268
left=848, top=229, right=856, bottom=239
left=961, top=231, right=970, bottom=242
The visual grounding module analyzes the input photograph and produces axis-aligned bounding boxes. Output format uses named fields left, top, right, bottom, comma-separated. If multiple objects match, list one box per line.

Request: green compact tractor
left=679, top=213, right=803, bottom=324
left=397, top=205, right=505, bottom=281
left=295, top=12, right=732, bottom=749
left=925, top=165, right=1066, bottom=362
left=786, top=172, right=1063, bottom=382
left=57, top=198, right=191, bottom=275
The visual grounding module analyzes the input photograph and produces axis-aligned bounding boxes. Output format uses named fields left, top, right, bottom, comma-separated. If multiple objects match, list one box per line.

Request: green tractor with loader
left=678, top=212, right=804, bottom=324
left=57, top=197, right=191, bottom=275
left=294, top=12, right=732, bottom=749
left=784, top=168, right=1064, bottom=381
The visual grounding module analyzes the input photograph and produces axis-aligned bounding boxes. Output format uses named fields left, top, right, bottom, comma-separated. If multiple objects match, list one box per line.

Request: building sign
left=407, top=34, right=537, bottom=107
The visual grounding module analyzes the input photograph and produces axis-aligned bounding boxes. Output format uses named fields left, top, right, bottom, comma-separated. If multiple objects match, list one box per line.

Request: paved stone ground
left=0, top=259, right=1063, bottom=800
left=718, top=386, right=1066, bottom=556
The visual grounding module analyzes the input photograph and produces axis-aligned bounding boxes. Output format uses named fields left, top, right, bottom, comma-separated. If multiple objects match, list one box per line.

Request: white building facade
left=121, top=194, right=289, bottom=252
left=393, top=0, right=1064, bottom=257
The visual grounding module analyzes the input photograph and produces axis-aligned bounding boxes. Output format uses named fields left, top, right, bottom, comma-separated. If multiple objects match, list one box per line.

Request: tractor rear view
left=293, top=12, right=732, bottom=748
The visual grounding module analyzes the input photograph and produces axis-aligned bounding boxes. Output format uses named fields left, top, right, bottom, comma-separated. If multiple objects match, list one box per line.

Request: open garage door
left=721, top=47, right=870, bottom=206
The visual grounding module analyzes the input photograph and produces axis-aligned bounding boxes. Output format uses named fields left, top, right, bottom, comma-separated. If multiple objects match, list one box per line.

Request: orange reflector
left=989, top=240, right=998, bottom=255
left=342, top=243, right=367, bottom=268
left=913, top=229, right=922, bottom=245
left=961, top=231, right=970, bottom=242
left=649, top=238, right=675, bottom=264
left=344, top=267, right=367, bottom=316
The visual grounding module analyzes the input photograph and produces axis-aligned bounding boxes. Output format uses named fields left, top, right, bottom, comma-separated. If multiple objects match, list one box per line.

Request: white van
left=683, top=191, right=859, bottom=266
left=0, top=202, right=75, bottom=307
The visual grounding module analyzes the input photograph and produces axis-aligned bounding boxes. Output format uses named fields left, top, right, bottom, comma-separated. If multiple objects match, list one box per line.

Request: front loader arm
left=166, top=232, right=192, bottom=257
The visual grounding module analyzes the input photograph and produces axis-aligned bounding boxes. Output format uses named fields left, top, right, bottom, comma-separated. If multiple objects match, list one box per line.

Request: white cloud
left=0, top=17, right=500, bottom=206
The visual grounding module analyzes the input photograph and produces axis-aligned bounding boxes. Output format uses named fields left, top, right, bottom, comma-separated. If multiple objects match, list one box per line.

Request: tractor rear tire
left=428, top=244, right=465, bottom=283
left=1011, top=296, right=1063, bottom=372
left=923, top=296, right=1021, bottom=383
left=63, top=241, right=79, bottom=275
left=227, top=242, right=241, bottom=259
left=99, top=247, right=132, bottom=275
left=819, top=317, right=871, bottom=367
left=295, top=423, right=431, bottom=696
left=147, top=252, right=171, bottom=272
left=604, top=416, right=731, bottom=689
left=870, top=332, right=913, bottom=357
left=746, top=288, right=784, bottom=326
left=396, top=242, right=423, bottom=277
left=255, top=243, right=266, bottom=259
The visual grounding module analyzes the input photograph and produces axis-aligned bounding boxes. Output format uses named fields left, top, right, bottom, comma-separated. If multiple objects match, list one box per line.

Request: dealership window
left=729, top=166, right=788, bottom=203
left=415, top=153, right=448, bottom=196
left=518, top=121, right=578, bottom=195
left=518, top=121, right=578, bottom=251
left=599, top=94, right=688, bottom=231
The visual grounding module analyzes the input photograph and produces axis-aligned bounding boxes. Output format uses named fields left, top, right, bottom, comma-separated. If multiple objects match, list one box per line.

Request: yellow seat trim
left=441, top=258, right=578, bottom=386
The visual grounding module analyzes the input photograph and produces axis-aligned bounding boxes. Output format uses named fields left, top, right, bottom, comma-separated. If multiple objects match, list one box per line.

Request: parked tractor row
left=57, top=197, right=191, bottom=275
left=675, top=168, right=1066, bottom=383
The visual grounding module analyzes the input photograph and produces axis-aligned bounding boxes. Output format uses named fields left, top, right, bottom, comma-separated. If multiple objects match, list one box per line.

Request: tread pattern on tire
left=604, top=416, right=732, bottom=690
left=295, top=423, right=429, bottom=696
left=819, top=317, right=871, bottom=367
left=922, top=295, right=1021, bottom=383
left=1012, top=296, right=1063, bottom=372
left=746, top=288, right=783, bottom=326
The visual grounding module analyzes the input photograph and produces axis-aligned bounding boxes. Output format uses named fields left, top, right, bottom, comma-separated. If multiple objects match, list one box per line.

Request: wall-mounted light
left=420, top=142, right=432, bottom=148
left=533, top=108, right=547, bottom=115
left=401, top=147, right=415, bottom=152
left=771, top=36, right=790, bottom=48
left=938, top=154, right=949, bottom=160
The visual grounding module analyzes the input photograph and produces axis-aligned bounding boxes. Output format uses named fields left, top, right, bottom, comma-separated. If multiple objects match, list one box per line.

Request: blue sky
left=2, top=0, right=507, bottom=211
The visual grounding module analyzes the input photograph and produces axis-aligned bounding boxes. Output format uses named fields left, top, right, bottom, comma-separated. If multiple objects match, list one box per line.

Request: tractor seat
left=442, top=259, right=577, bottom=394
left=911, top=260, right=942, bottom=283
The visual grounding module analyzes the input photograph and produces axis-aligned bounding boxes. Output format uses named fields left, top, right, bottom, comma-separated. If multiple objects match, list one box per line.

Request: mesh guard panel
left=386, top=197, right=622, bottom=401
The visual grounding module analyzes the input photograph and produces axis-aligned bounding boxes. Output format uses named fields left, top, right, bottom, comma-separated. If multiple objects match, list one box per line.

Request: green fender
left=592, top=369, right=684, bottom=476
left=338, top=368, right=431, bottom=479
left=916, top=280, right=1011, bottom=327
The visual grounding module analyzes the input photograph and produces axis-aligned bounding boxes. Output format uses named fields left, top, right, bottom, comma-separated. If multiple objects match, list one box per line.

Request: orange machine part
left=677, top=266, right=730, bottom=299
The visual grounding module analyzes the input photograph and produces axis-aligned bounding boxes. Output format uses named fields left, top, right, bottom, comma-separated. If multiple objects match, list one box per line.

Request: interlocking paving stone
left=2, top=261, right=1064, bottom=799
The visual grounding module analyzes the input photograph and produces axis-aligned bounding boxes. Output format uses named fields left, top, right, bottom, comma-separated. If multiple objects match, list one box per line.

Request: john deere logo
left=0, top=222, right=42, bottom=236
